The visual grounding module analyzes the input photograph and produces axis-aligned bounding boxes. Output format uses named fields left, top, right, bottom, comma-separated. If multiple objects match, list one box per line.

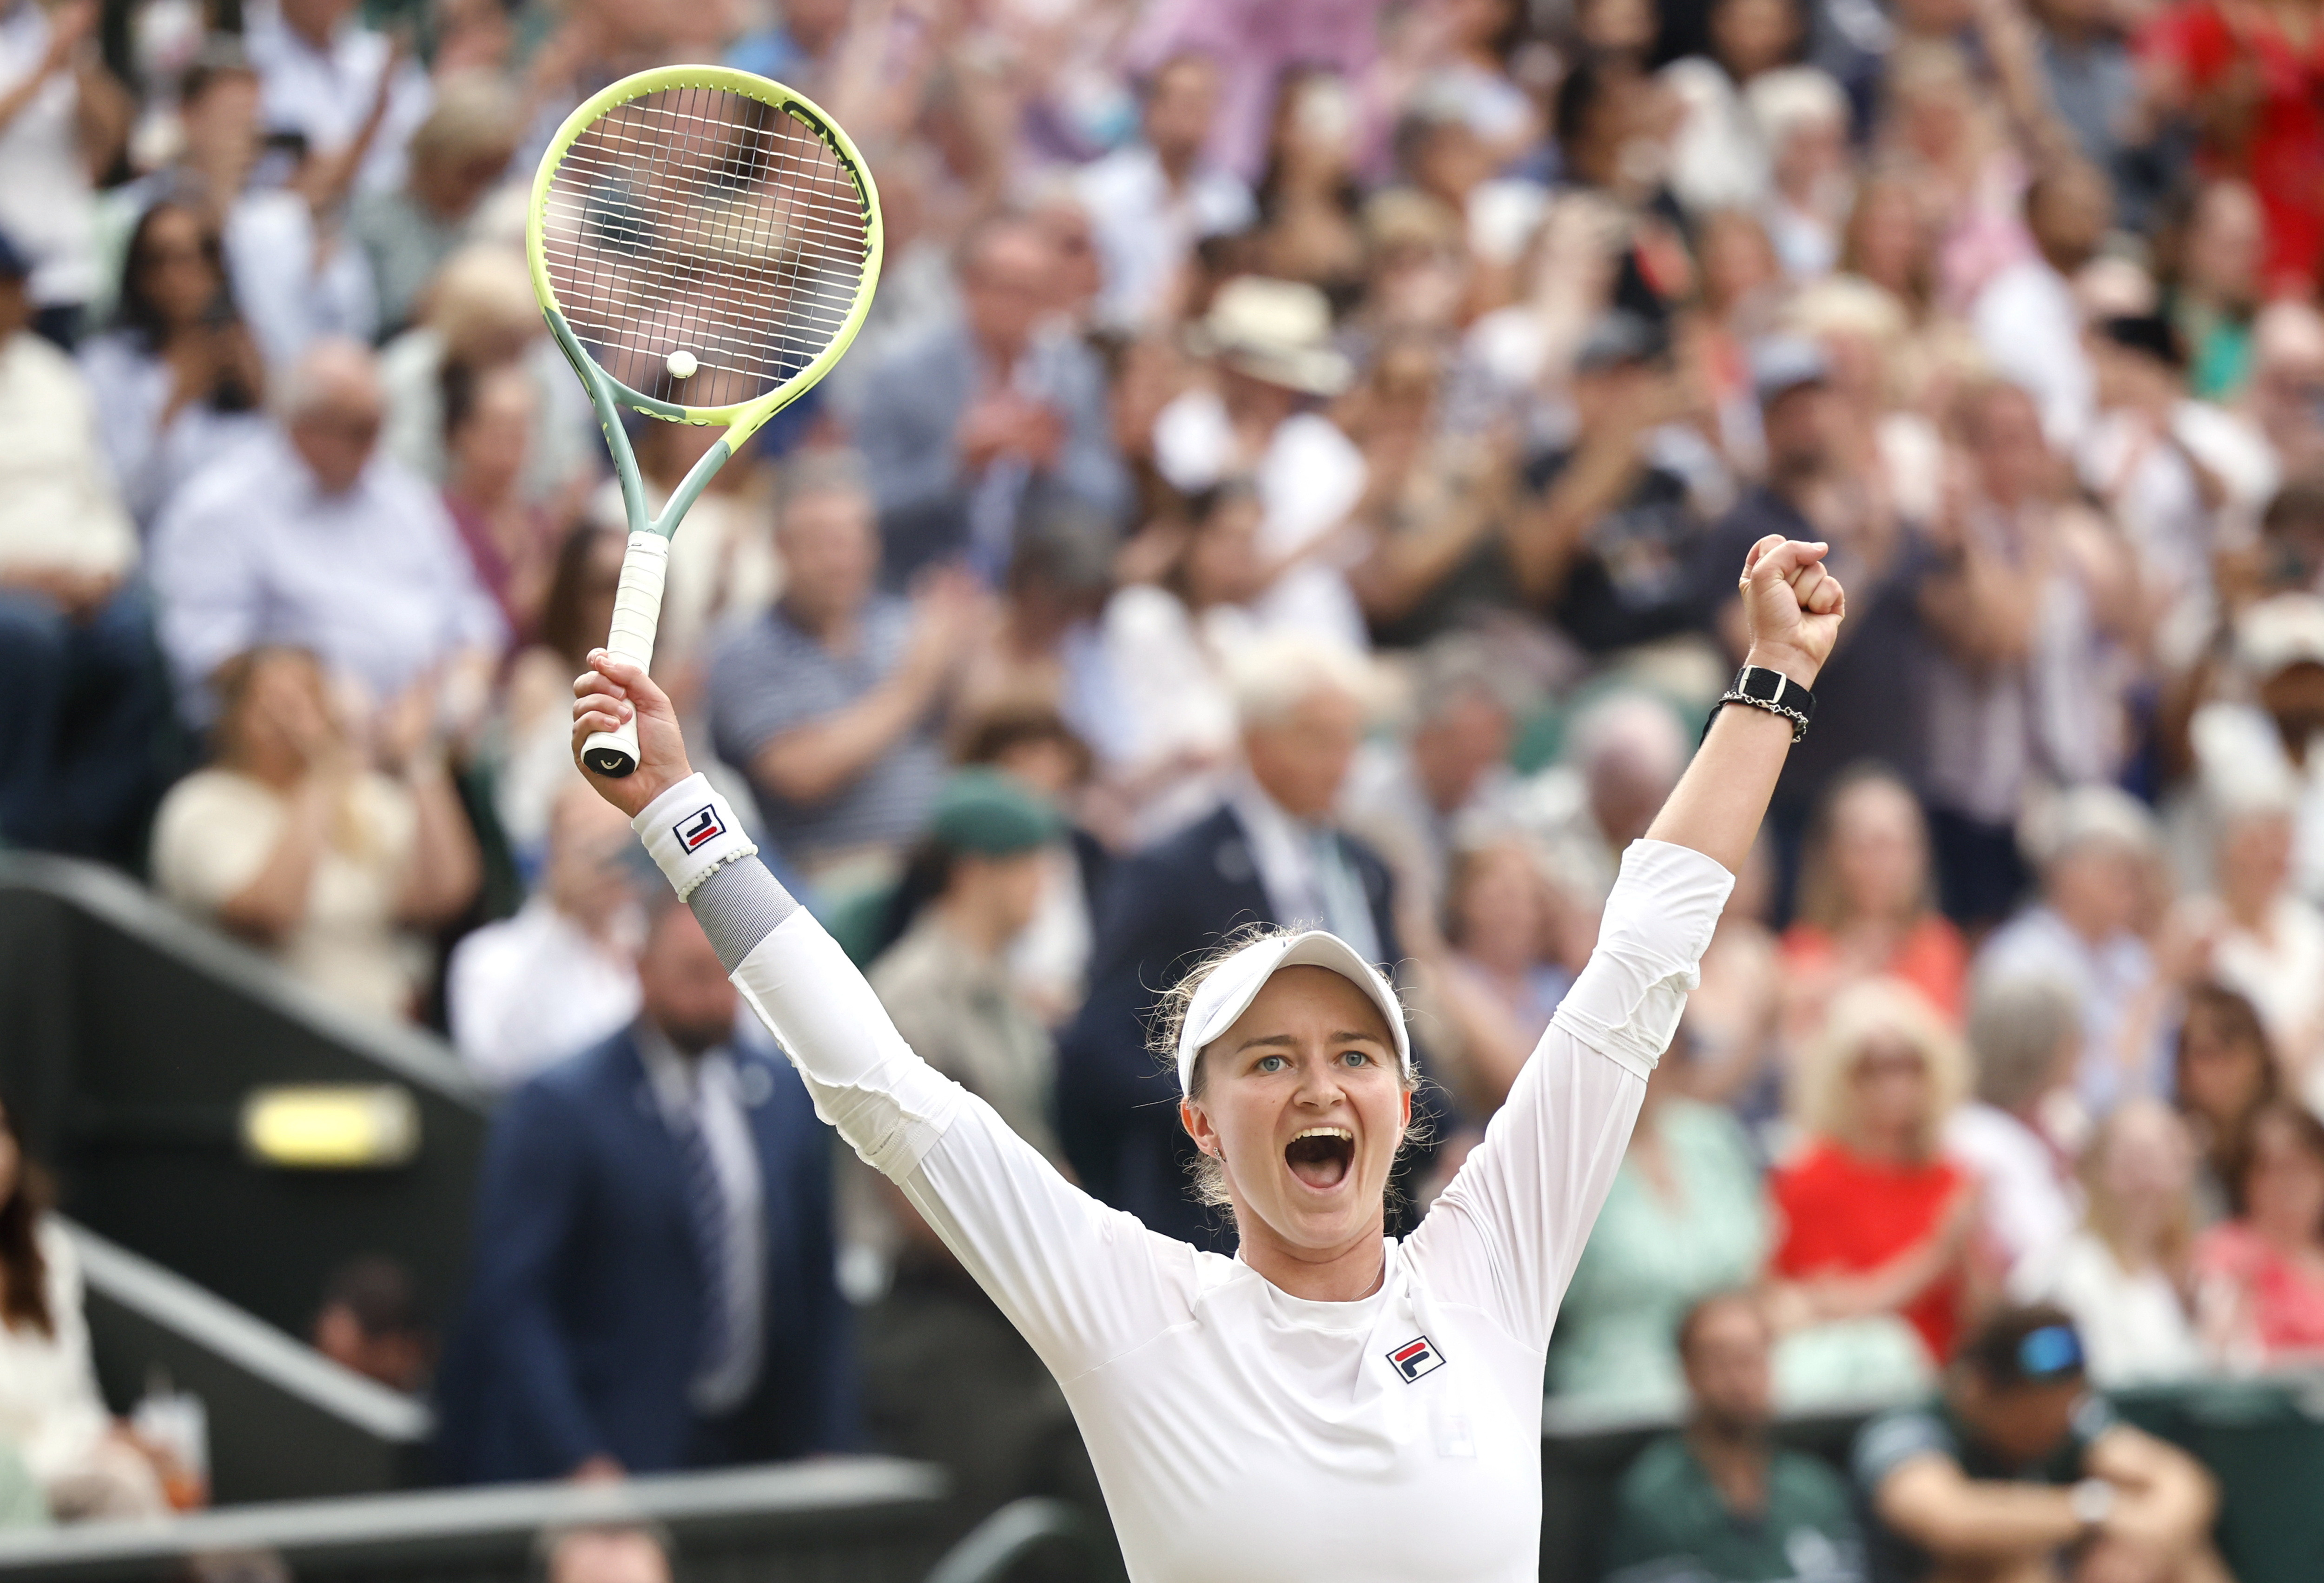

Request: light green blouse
left=1546, top=1096, right=1767, bottom=1416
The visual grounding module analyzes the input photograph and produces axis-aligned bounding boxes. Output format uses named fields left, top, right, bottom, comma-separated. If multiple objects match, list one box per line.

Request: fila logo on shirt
left=675, top=805, right=726, bottom=853
left=1386, top=1335, right=1445, bottom=1383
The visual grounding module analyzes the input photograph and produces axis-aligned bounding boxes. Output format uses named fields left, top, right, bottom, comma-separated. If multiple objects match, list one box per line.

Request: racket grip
left=580, top=532, right=671, bottom=779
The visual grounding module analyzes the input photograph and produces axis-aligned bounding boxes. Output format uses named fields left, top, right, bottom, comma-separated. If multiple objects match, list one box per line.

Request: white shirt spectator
left=0, top=329, right=135, bottom=577
left=224, top=188, right=377, bottom=373
left=446, top=898, right=643, bottom=1089
left=0, top=1, right=98, bottom=308
left=1977, top=906, right=2167, bottom=1116
left=76, top=331, right=269, bottom=528
left=149, top=431, right=503, bottom=715
left=1075, top=142, right=1253, bottom=333
left=1093, top=582, right=1252, bottom=841
left=2191, top=701, right=2324, bottom=908
left=1971, top=258, right=2094, bottom=451
left=2009, top=1229, right=2202, bottom=1386
left=245, top=2, right=433, bottom=194
left=1945, top=1101, right=2080, bottom=1277
left=2210, top=894, right=2324, bottom=1074
left=1662, top=59, right=1769, bottom=216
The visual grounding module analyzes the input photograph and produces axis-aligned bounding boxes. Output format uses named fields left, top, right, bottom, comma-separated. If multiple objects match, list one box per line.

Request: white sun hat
left=1175, top=931, right=1411, bottom=1096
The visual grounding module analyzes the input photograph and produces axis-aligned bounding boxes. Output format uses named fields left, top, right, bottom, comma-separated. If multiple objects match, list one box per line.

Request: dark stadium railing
left=924, top=1497, right=1123, bottom=1583
left=0, top=1457, right=950, bottom=1581
left=64, top=1216, right=432, bottom=1503
left=0, top=853, right=491, bottom=1340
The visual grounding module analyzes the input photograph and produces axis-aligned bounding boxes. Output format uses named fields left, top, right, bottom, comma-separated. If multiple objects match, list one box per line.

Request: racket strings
left=540, top=84, right=871, bottom=409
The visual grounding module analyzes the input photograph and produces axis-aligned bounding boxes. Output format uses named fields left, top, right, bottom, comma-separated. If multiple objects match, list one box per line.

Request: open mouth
left=1284, top=1126, right=1355, bottom=1191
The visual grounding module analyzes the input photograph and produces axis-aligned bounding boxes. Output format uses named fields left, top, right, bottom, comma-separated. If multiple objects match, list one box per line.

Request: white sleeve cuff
left=632, top=773, right=760, bottom=901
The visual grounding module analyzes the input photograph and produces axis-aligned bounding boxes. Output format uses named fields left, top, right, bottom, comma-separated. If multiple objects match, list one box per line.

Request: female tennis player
left=573, top=535, right=1843, bottom=1583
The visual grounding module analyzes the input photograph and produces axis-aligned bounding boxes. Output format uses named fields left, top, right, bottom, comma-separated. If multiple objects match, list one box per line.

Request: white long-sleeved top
left=651, top=777, right=1732, bottom=1582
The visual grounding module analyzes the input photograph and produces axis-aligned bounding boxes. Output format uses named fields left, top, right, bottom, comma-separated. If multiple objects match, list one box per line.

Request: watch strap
left=1705, top=665, right=1816, bottom=744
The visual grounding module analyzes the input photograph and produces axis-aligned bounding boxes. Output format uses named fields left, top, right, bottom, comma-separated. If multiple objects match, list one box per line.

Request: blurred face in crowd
left=1144, top=55, right=1219, bottom=173
left=1183, top=493, right=1264, bottom=610
left=1845, top=179, right=1925, bottom=301
left=1276, top=72, right=1359, bottom=184
left=222, top=650, right=337, bottom=786
left=132, top=205, right=224, bottom=333
left=181, top=68, right=261, bottom=179
left=2095, top=1099, right=2195, bottom=1233
left=446, top=365, right=535, bottom=506
left=1682, top=1295, right=1775, bottom=1437
left=1712, top=0, right=1800, bottom=79
left=637, top=905, right=738, bottom=1056
left=1449, top=842, right=1549, bottom=974
left=1576, top=0, right=1657, bottom=54
left=2027, top=164, right=2113, bottom=276
left=312, top=1301, right=429, bottom=1393
left=1244, top=684, right=1366, bottom=821
left=775, top=485, right=878, bottom=634
left=1967, top=384, right=2051, bottom=508
left=1699, top=211, right=1780, bottom=319
left=948, top=850, right=1049, bottom=944
left=286, top=345, right=386, bottom=496
left=1412, top=686, right=1511, bottom=817
left=280, top=0, right=354, bottom=47
left=1762, top=379, right=1836, bottom=481
left=1847, top=1034, right=1934, bottom=1159
left=1827, top=776, right=1927, bottom=924
left=2176, top=994, right=2271, bottom=1133
left=2241, top=1107, right=2324, bottom=1248
left=546, top=784, right=642, bottom=937
left=2184, top=182, right=2263, bottom=307
left=2044, top=836, right=2145, bottom=943
left=1181, top=966, right=1410, bottom=1259
left=2260, top=661, right=2324, bottom=761
left=2216, top=807, right=2295, bottom=909
left=1033, top=197, right=1102, bottom=320
left=1954, top=1371, right=2082, bottom=1467
left=546, top=1528, right=673, bottom=1583
left=1582, top=713, right=1684, bottom=850
left=961, top=223, right=1055, bottom=360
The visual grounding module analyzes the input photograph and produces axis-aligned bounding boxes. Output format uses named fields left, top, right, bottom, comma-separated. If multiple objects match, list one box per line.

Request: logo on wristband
left=675, top=805, right=726, bottom=853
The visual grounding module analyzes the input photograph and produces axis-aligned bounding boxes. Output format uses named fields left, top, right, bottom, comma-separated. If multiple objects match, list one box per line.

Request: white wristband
left=633, top=773, right=759, bottom=901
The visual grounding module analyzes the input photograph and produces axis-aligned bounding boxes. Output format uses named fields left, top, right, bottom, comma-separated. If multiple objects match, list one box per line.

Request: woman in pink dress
left=2194, top=1099, right=2324, bottom=1365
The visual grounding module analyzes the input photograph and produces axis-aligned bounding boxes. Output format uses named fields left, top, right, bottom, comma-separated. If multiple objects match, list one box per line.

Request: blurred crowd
left=6, top=0, right=2324, bottom=1562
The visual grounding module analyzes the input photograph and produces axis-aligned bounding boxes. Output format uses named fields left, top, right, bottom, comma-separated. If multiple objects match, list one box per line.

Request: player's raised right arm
left=573, top=651, right=1175, bottom=1369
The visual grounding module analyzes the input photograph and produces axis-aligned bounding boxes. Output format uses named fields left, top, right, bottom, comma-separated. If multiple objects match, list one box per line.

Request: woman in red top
left=2140, top=0, right=2324, bottom=295
left=1766, top=977, right=1979, bottom=1362
left=1782, top=767, right=1970, bottom=1022
left=2194, top=1100, right=2324, bottom=1363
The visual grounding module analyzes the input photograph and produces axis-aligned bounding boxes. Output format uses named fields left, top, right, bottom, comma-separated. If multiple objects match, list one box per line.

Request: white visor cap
left=1175, top=931, right=1411, bottom=1095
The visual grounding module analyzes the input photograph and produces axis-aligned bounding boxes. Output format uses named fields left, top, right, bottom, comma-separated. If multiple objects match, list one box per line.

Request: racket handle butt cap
left=581, top=720, right=640, bottom=779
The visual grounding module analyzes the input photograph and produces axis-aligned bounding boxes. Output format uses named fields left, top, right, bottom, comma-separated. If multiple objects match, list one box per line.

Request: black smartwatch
left=1704, top=664, right=1816, bottom=743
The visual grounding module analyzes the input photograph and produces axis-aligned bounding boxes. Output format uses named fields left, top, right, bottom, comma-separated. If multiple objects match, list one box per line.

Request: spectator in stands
left=440, top=360, right=564, bottom=646
left=1550, top=1058, right=1768, bottom=1415
left=310, top=1255, right=431, bottom=1394
left=706, top=456, right=985, bottom=885
left=537, top=1523, right=672, bottom=1583
left=0, top=231, right=172, bottom=865
left=2190, top=595, right=2324, bottom=910
left=76, top=199, right=268, bottom=529
left=2172, top=983, right=2280, bottom=1226
left=2014, top=1099, right=2203, bottom=1385
left=438, top=897, right=854, bottom=1482
left=350, top=72, right=523, bottom=335
left=245, top=0, right=432, bottom=196
left=448, top=780, right=643, bottom=1089
left=1095, top=479, right=1266, bottom=840
left=1766, top=979, right=1976, bottom=1384
left=0, top=1100, right=167, bottom=1519
left=1508, top=312, right=1723, bottom=656
left=1970, top=162, right=2113, bottom=451
left=2192, top=1099, right=2324, bottom=1367
left=1417, top=838, right=1576, bottom=1114
left=1060, top=633, right=1402, bottom=1250
left=0, top=0, right=129, bottom=347
left=1978, top=787, right=2173, bottom=1117
left=1783, top=768, right=1970, bottom=1024
left=855, top=213, right=1129, bottom=586
left=1530, top=692, right=1691, bottom=907
left=1854, top=1306, right=2222, bottom=1583
left=1601, top=1292, right=1863, bottom=1583
left=2197, top=779, right=2324, bottom=1089
left=150, top=337, right=504, bottom=722
left=1945, top=974, right=2083, bottom=1279
left=869, top=771, right=1068, bottom=1161
left=150, top=647, right=480, bottom=1020
left=491, top=525, right=625, bottom=878
left=1075, top=53, right=1253, bottom=335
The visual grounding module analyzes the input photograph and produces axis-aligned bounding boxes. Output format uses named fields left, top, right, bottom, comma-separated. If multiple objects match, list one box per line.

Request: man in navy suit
left=1057, top=635, right=1416, bottom=1252
left=436, top=893, right=855, bottom=1482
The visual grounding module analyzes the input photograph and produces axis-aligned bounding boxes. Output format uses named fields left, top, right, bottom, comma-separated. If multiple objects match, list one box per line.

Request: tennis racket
left=527, top=66, right=883, bottom=777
